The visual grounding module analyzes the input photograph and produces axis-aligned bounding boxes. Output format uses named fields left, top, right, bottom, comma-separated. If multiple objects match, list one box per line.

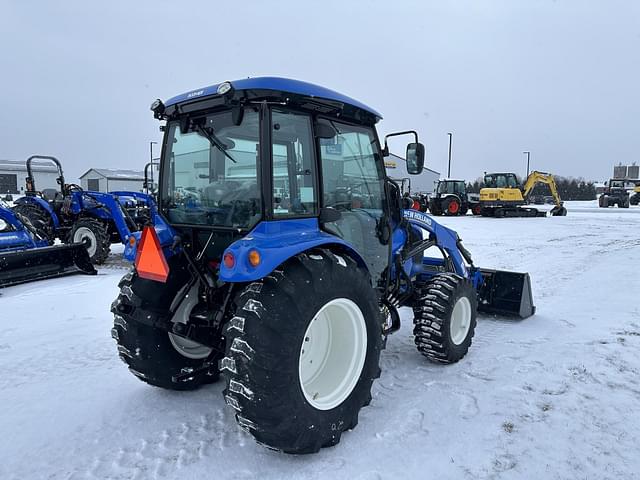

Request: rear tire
left=110, top=269, right=219, bottom=390
left=12, top=203, right=54, bottom=243
left=444, top=198, right=461, bottom=216
left=221, top=250, right=382, bottom=454
left=599, top=195, right=608, bottom=208
left=412, top=273, right=477, bottom=364
left=69, top=218, right=111, bottom=264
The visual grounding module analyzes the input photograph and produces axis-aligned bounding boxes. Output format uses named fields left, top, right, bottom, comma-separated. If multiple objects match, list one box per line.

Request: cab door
left=316, top=119, right=390, bottom=286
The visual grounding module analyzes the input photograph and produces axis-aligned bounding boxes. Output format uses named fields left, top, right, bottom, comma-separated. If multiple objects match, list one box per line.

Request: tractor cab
left=436, top=180, right=466, bottom=195
left=151, top=77, right=424, bottom=285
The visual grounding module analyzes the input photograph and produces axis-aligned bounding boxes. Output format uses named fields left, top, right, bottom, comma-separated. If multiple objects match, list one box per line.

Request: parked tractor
left=12, top=156, right=157, bottom=264
left=0, top=200, right=95, bottom=287
left=428, top=179, right=481, bottom=216
left=599, top=179, right=630, bottom=208
left=479, top=171, right=567, bottom=217
left=111, top=77, right=536, bottom=454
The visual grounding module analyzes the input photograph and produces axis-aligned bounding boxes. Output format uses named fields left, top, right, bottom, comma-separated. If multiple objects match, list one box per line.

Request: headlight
left=217, top=81, right=233, bottom=95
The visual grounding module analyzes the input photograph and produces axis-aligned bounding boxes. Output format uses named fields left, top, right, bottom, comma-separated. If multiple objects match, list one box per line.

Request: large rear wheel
left=111, top=269, right=219, bottom=390
left=12, top=203, right=54, bottom=243
left=221, top=250, right=382, bottom=453
left=69, top=218, right=111, bottom=264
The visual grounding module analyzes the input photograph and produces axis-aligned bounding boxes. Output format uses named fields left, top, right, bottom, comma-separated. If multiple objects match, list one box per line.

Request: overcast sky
left=1, top=0, right=638, bottom=182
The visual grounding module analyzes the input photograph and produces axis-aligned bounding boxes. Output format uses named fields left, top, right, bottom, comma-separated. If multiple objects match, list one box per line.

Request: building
left=613, top=163, right=639, bottom=180
left=0, top=159, right=60, bottom=194
left=79, top=168, right=145, bottom=192
left=384, top=153, right=440, bottom=194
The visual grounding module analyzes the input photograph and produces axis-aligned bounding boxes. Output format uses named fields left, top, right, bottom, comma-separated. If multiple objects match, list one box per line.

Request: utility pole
left=523, top=151, right=530, bottom=177
left=447, top=132, right=453, bottom=178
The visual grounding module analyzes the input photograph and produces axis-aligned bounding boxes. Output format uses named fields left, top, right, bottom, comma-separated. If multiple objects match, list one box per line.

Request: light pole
left=150, top=141, right=158, bottom=186
left=447, top=132, right=453, bottom=178
left=523, top=151, right=530, bottom=177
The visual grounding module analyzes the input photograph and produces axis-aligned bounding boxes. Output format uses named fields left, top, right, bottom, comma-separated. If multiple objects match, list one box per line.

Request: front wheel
left=412, top=273, right=477, bottom=363
left=221, top=250, right=382, bottom=454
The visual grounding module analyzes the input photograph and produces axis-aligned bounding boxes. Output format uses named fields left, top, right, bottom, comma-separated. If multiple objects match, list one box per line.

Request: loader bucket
left=477, top=268, right=535, bottom=319
left=0, top=243, right=97, bottom=288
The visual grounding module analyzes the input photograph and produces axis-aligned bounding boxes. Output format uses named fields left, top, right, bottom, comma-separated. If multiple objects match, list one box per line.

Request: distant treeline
left=466, top=176, right=597, bottom=201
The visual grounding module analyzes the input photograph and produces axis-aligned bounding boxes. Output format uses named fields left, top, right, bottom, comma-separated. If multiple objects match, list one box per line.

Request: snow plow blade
left=477, top=269, right=535, bottom=318
left=0, top=243, right=97, bottom=288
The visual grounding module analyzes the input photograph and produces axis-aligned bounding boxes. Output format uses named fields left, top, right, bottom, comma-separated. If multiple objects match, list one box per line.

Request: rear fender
left=219, top=218, right=367, bottom=282
left=14, top=196, right=59, bottom=228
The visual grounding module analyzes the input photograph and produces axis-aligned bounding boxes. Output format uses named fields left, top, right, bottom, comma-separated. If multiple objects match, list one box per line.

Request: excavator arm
left=522, top=171, right=562, bottom=207
left=521, top=171, right=567, bottom=216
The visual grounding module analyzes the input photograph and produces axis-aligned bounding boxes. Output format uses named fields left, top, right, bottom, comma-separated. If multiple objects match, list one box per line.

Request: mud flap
left=477, top=268, right=535, bottom=319
left=0, top=243, right=97, bottom=288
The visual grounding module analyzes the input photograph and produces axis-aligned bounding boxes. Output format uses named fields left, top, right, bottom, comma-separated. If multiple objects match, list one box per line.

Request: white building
left=0, top=159, right=60, bottom=194
left=79, top=168, right=145, bottom=193
left=384, top=153, right=440, bottom=194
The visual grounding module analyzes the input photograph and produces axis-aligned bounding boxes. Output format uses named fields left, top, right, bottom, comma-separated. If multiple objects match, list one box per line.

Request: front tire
left=69, top=218, right=110, bottom=264
left=412, top=273, right=477, bottom=363
left=221, top=250, right=382, bottom=454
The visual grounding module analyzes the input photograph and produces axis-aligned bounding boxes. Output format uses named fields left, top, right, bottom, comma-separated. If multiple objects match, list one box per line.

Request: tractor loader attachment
left=476, top=269, right=535, bottom=318
left=0, top=243, right=96, bottom=288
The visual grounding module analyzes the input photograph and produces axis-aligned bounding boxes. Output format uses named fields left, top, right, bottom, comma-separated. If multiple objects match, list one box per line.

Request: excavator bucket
left=477, top=268, right=535, bottom=319
left=0, top=243, right=97, bottom=288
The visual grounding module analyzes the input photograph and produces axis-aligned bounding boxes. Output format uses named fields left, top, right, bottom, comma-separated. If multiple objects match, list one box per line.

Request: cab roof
left=164, top=76, right=382, bottom=121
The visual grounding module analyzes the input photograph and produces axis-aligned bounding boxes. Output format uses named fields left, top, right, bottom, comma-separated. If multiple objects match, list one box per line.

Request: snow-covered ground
left=1, top=201, right=639, bottom=479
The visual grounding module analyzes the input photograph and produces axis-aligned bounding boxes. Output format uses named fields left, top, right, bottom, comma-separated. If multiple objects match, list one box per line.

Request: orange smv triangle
left=135, top=226, right=170, bottom=283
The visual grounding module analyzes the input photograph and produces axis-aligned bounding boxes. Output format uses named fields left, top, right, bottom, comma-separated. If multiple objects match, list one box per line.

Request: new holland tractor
left=13, top=156, right=157, bottom=264
left=111, top=77, right=535, bottom=454
left=0, top=200, right=95, bottom=287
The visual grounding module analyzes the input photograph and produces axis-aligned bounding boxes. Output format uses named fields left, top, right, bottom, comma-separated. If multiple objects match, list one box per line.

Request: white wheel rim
left=73, top=227, right=97, bottom=258
left=169, top=332, right=212, bottom=360
left=168, top=284, right=213, bottom=360
left=450, top=296, right=472, bottom=345
left=298, top=298, right=367, bottom=411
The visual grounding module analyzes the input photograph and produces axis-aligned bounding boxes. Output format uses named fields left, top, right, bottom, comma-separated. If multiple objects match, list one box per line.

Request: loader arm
left=522, top=171, right=563, bottom=207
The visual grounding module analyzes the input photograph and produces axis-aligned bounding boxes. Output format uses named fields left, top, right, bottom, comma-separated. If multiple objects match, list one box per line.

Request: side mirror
left=406, top=142, right=425, bottom=175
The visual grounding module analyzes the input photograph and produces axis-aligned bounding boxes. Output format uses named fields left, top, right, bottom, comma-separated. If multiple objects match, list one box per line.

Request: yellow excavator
left=630, top=184, right=640, bottom=206
left=479, top=171, right=567, bottom=217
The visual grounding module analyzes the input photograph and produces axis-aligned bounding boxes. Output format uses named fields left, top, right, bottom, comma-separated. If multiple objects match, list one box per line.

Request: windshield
left=484, top=174, right=518, bottom=188
left=161, top=108, right=261, bottom=228
left=610, top=180, right=624, bottom=187
left=437, top=181, right=465, bottom=194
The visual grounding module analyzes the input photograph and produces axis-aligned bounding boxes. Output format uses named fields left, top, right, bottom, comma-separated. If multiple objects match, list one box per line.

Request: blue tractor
left=0, top=200, right=96, bottom=287
left=111, top=78, right=535, bottom=454
left=13, top=156, right=157, bottom=264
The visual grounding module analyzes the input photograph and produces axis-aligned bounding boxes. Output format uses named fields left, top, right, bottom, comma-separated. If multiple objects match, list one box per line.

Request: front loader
left=0, top=201, right=95, bottom=287
left=111, top=77, right=536, bottom=454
